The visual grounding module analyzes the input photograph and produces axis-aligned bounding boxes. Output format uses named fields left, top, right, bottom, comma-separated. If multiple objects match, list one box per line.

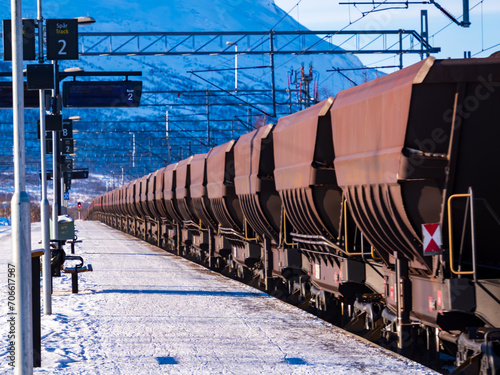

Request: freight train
left=86, top=56, right=500, bottom=374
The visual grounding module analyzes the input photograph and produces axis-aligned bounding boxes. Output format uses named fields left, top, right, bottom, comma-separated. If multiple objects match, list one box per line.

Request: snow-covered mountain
left=11, top=0, right=304, bottom=32
left=0, top=0, right=375, bottom=200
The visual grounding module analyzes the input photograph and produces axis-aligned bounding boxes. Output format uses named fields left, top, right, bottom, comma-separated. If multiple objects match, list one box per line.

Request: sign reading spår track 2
left=46, top=19, right=78, bottom=60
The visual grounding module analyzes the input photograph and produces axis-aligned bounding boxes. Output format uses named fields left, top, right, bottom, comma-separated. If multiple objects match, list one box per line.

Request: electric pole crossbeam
left=72, top=30, right=439, bottom=56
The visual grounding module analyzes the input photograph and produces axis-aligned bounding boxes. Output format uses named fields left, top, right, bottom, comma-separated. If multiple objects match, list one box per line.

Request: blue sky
left=275, top=0, right=500, bottom=70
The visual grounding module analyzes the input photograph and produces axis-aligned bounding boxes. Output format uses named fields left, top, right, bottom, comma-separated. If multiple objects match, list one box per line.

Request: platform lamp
left=75, top=16, right=96, bottom=26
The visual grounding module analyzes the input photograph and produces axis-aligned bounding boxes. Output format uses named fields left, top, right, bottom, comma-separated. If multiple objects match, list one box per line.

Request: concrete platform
left=0, top=221, right=438, bottom=374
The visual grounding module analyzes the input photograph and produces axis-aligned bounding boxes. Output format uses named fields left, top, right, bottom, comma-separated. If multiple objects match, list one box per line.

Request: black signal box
left=27, top=64, right=55, bottom=90
left=2, top=19, right=36, bottom=61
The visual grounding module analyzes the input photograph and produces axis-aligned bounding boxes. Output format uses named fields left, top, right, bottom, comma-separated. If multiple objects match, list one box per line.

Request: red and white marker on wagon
left=422, top=223, right=442, bottom=256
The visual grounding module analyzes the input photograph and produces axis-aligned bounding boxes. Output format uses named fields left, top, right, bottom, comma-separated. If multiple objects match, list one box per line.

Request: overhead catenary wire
left=472, top=1, right=500, bottom=56
left=191, top=0, right=395, bottom=113
left=188, top=0, right=397, bottom=104
left=426, top=0, right=498, bottom=58
left=430, top=0, right=483, bottom=39
left=258, top=0, right=395, bottom=88
left=207, top=1, right=304, bottom=72
left=256, top=1, right=392, bottom=82
left=472, top=41, right=500, bottom=57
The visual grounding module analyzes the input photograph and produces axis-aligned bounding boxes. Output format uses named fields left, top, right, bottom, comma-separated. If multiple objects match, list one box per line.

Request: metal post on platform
left=37, top=0, right=52, bottom=316
left=31, top=256, right=41, bottom=367
left=52, top=61, right=60, bottom=243
left=11, top=0, right=34, bottom=372
left=52, top=131, right=60, bottom=217
left=71, top=272, right=78, bottom=294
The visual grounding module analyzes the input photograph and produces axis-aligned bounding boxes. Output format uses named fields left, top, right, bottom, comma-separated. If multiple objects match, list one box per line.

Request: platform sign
left=61, top=119, right=73, bottom=139
left=46, top=19, right=78, bottom=60
left=26, top=64, right=55, bottom=90
left=36, top=126, right=52, bottom=151
left=39, top=170, right=53, bottom=180
left=37, top=119, right=72, bottom=139
left=40, top=170, right=81, bottom=181
left=35, top=133, right=54, bottom=154
left=0, top=82, right=41, bottom=108
left=63, top=171, right=72, bottom=191
left=2, top=19, right=36, bottom=61
left=422, top=223, right=442, bottom=256
left=45, top=140, right=53, bottom=154
left=61, top=158, right=73, bottom=172
left=72, top=168, right=89, bottom=179
left=62, top=81, right=142, bottom=107
left=62, top=139, right=74, bottom=155
left=45, top=114, right=63, bottom=131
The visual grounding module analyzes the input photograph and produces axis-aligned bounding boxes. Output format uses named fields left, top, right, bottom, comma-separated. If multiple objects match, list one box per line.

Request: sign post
left=2, top=18, right=36, bottom=60
left=30, top=63, right=55, bottom=318
left=44, top=18, right=77, bottom=218
left=46, top=19, right=78, bottom=60
left=4, top=8, right=96, bottom=369
left=33, top=16, right=78, bottom=319
left=10, top=0, right=34, bottom=371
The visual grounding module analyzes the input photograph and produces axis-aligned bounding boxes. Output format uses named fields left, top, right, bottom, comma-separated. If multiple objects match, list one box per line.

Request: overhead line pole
left=269, top=30, right=276, bottom=119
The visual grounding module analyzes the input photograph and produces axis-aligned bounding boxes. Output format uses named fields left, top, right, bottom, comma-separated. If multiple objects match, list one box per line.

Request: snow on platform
left=1, top=221, right=438, bottom=374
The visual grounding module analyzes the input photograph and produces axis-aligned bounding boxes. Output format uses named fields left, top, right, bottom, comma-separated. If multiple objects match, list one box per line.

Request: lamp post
left=11, top=0, right=34, bottom=372
left=226, top=41, right=238, bottom=91
left=35, top=0, right=53, bottom=320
